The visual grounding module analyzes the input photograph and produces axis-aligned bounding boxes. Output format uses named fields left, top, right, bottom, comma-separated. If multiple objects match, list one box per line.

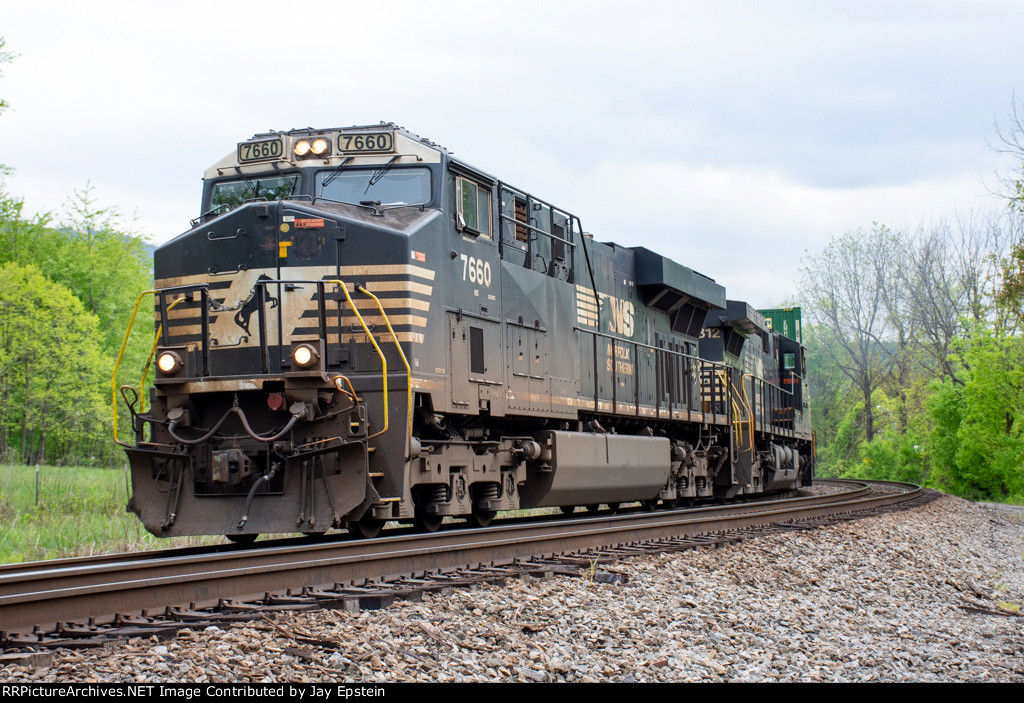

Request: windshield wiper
left=365, top=155, right=401, bottom=194
left=241, top=177, right=260, bottom=198
left=320, top=156, right=354, bottom=191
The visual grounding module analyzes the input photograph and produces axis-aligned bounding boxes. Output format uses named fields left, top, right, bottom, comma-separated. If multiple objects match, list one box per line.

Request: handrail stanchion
left=112, top=289, right=157, bottom=447
left=357, top=285, right=413, bottom=450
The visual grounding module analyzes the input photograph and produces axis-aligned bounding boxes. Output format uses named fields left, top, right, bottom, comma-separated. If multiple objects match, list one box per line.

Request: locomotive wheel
left=641, top=499, right=658, bottom=511
left=662, top=499, right=679, bottom=509
left=468, top=505, right=496, bottom=528
left=585, top=504, right=600, bottom=513
left=226, top=534, right=258, bottom=545
left=607, top=502, right=620, bottom=514
left=559, top=506, right=576, bottom=515
left=349, top=515, right=385, bottom=539
left=415, top=510, right=443, bottom=533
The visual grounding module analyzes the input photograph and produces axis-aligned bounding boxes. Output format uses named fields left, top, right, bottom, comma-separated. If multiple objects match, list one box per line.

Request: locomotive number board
left=337, top=132, right=394, bottom=153
left=238, top=138, right=284, bottom=163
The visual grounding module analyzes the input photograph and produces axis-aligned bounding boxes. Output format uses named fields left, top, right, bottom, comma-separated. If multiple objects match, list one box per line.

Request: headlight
left=157, top=350, right=183, bottom=375
left=294, top=137, right=330, bottom=158
left=292, top=343, right=319, bottom=368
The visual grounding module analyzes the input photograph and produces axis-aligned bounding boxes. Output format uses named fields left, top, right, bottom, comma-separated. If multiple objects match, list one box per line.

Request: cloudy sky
left=2, top=1, right=1022, bottom=304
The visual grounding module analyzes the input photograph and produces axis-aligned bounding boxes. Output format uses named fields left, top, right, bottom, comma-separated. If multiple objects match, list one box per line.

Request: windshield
left=315, top=167, right=431, bottom=207
left=210, top=175, right=300, bottom=211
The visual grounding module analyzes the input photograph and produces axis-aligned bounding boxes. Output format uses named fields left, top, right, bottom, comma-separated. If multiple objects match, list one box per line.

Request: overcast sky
left=2, top=1, right=1022, bottom=304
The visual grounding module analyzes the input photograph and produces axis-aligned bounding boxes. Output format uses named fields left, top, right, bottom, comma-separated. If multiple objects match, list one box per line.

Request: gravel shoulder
left=3, top=493, right=1023, bottom=683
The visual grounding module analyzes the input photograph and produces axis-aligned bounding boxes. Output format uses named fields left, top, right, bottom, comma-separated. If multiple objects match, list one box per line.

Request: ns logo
left=599, top=293, right=635, bottom=337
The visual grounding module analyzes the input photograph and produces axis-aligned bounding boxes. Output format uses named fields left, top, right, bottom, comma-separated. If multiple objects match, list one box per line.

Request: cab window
left=456, top=177, right=491, bottom=238
left=316, top=167, right=431, bottom=207
left=210, top=175, right=300, bottom=211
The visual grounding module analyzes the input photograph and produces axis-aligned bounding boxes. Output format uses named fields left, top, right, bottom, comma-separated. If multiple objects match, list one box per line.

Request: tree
left=993, top=94, right=1024, bottom=214
left=54, top=186, right=152, bottom=353
left=0, top=37, right=13, bottom=117
left=801, top=225, right=900, bottom=442
left=898, top=213, right=1006, bottom=385
left=0, top=263, right=106, bottom=464
left=876, top=227, right=917, bottom=430
left=994, top=210, right=1024, bottom=326
left=0, top=179, right=152, bottom=466
left=929, top=322, right=1024, bottom=501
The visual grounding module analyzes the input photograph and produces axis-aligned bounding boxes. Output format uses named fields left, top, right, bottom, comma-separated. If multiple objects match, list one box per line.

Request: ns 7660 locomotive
left=114, top=123, right=813, bottom=540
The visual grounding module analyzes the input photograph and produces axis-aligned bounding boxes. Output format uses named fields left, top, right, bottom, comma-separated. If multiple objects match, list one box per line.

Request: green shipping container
left=758, top=307, right=802, bottom=343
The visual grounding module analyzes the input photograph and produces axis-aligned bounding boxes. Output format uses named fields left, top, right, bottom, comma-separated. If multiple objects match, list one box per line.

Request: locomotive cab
left=198, top=128, right=443, bottom=219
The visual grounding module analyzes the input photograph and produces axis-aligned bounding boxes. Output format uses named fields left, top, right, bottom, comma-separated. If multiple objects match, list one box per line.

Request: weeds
left=0, top=463, right=217, bottom=563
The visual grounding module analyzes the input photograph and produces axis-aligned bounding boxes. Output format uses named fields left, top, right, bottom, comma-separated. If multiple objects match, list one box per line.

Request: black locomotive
left=115, top=123, right=813, bottom=540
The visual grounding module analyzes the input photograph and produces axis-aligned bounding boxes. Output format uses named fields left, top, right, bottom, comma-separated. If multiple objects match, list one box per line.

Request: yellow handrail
left=323, top=279, right=389, bottom=438
left=356, top=286, right=413, bottom=445
left=138, top=296, right=187, bottom=413
left=111, top=289, right=157, bottom=446
left=714, top=369, right=746, bottom=448
left=332, top=375, right=360, bottom=403
left=736, top=374, right=757, bottom=455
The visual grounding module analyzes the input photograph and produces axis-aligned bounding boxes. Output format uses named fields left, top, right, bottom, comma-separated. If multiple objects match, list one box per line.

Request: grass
left=0, top=463, right=216, bottom=564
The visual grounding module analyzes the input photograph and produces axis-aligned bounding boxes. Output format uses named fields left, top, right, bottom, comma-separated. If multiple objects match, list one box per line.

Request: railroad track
left=0, top=480, right=930, bottom=648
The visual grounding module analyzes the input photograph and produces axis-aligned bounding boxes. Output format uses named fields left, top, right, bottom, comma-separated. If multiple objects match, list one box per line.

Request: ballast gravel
left=3, top=493, right=1023, bottom=683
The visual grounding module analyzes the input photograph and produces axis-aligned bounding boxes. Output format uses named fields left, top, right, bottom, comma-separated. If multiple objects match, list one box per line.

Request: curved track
left=0, top=480, right=926, bottom=646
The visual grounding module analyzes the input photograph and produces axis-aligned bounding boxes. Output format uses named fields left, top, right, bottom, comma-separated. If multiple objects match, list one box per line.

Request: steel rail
left=0, top=481, right=869, bottom=581
left=0, top=481, right=916, bottom=635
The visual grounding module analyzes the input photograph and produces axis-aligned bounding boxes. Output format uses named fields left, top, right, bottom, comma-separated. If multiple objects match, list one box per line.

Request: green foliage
left=803, top=323, right=856, bottom=452
left=0, top=262, right=107, bottom=465
left=817, top=390, right=928, bottom=485
left=0, top=463, right=215, bottom=563
left=845, top=427, right=928, bottom=486
left=0, top=189, right=55, bottom=267
left=929, top=326, right=1024, bottom=501
left=997, top=242, right=1024, bottom=318
left=804, top=211, right=1024, bottom=502
left=0, top=179, right=152, bottom=467
left=815, top=400, right=864, bottom=477
left=0, top=185, right=151, bottom=352
left=927, top=380, right=963, bottom=488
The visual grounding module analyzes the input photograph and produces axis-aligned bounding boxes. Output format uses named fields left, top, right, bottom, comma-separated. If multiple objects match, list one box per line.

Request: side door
left=446, top=171, right=504, bottom=415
